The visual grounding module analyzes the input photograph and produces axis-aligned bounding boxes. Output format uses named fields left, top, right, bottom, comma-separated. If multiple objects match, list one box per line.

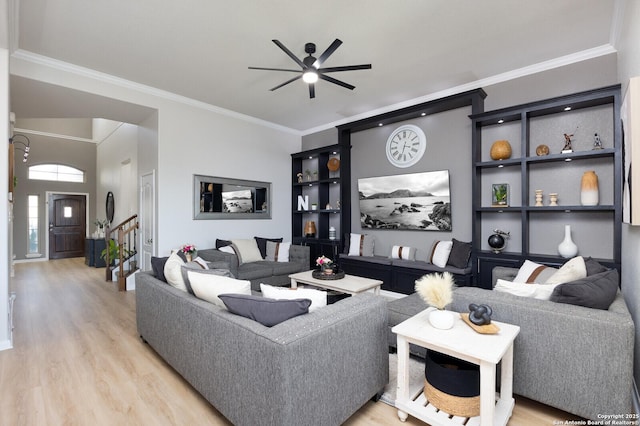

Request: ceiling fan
left=248, top=39, right=372, bottom=99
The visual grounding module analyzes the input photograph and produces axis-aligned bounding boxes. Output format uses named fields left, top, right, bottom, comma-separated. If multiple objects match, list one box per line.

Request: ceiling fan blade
left=272, top=40, right=306, bottom=69
left=319, top=74, right=355, bottom=90
left=248, top=66, right=302, bottom=73
left=309, top=83, right=315, bottom=99
left=313, top=39, right=342, bottom=68
left=318, top=64, right=372, bottom=73
left=270, top=75, right=302, bottom=91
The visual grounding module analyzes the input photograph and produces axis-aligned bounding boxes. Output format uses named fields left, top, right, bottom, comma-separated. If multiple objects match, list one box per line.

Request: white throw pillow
left=231, top=239, right=263, bottom=265
left=219, top=245, right=236, bottom=255
left=494, top=279, right=559, bottom=300
left=260, top=283, right=327, bottom=312
left=390, top=245, right=416, bottom=261
left=265, top=241, right=291, bottom=262
left=429, top=241, right=453, bottom=268
left=545, top=256, right=587, bottom=285
left=348, top=233, right=375, bottom=256
left=514, top=260, right=557, bottom=283
left=188, top=271, right=251, bottom=307
left=164, top=252, right=188, bottom=292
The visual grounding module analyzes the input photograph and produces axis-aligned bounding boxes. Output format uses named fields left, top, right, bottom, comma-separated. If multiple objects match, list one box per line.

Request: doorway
left=47, top=193, right=88, bottom=259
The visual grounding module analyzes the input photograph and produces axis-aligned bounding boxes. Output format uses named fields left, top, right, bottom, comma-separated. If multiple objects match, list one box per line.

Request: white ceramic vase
left=429, top=309, right=455, bottom=330
left=557, top=225, right=578, bottom=258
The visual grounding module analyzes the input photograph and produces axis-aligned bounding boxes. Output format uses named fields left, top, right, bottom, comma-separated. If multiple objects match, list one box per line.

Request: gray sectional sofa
left=136, top=271, right=389, bottom=426
left=387, top=266, right=635, bottom=420
left=198, top=244, right=309, bottom=291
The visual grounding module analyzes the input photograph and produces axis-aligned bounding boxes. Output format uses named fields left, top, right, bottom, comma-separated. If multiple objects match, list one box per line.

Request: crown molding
left=11, top=50, right=302, bottom=137
left=301, top=44, right=617, bottom=136
left=14, top=127, right=96, bottom=143
left=609, top=0, right=627, bottom=49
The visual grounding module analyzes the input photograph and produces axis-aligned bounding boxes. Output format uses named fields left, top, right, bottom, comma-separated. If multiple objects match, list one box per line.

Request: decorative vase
left=490, top=140, right=512, bottom=160
left=429, top=309, right=455, bottom=330
left=557, top=225, right=578, bottom=258
left=580, top=171, right=599, bottom=206
left=186, top=253, right=192, bottom=262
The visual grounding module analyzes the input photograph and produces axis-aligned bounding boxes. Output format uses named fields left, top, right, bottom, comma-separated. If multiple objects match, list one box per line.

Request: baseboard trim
left=633, top=378, right=640, bottom=415
left=0, top=339, right=13, bottom=352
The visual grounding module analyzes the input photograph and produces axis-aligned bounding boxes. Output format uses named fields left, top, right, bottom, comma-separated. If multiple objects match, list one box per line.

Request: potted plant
left=100, top=239, right=119, bottom=266
left=415, top=272, right=454, bottom=329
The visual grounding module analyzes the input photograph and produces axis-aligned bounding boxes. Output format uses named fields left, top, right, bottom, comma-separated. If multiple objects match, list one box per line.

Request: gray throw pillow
left=219, top=294, right=311, bottom=327
left=550, top=269, right=619, bottom=310
left=254, top=236, right=283, bottom=259
left=151, top=256, right=169, bottom=282
left=584, top=257, right=609, bottom=276
left=447, top=238, right=472, bottom=269
left=180, top=265, right=233, bottom=295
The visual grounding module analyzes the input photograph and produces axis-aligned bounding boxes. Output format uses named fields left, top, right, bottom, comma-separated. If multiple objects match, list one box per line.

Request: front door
left=48, top=194, right=86, bottom=259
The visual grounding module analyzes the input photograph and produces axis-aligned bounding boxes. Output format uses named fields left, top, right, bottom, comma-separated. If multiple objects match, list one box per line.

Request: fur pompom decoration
left=415, top=272, right=454, bottom=310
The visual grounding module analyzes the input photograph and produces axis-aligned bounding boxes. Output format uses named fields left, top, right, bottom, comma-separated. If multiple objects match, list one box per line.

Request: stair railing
left=104, top=214, right=139, bottom=291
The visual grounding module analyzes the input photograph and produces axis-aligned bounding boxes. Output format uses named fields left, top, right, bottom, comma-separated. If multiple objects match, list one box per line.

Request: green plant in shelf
left=493, top=184, right=508, bottom=206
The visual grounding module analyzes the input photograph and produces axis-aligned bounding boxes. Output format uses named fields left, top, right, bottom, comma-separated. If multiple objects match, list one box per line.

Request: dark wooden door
left=49, top=194, right=86, bottom=259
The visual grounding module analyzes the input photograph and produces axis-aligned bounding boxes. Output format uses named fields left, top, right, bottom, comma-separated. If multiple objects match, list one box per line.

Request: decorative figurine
left=593, top=133, right=603, bottom=150
left=562, top=133, right=574, bottom=153
left=549, top=193, right=558, bottom=206
left=468, top=303, right=493, bottom=326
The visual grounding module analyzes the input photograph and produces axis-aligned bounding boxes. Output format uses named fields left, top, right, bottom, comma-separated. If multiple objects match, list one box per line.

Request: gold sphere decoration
left=490, top=140, right=512, bottom=160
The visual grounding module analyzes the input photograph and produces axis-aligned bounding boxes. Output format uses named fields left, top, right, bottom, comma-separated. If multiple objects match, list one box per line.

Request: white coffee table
left=392, top=308, right=520, bottom=426
left=289, top=270, right=382, bottom=295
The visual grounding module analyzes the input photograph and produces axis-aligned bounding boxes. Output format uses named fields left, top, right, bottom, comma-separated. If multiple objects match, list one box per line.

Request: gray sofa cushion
left=550, top=269, right=619, bottom=309
left=271, top=261, right=306, bottom=276
left=236, top=261, right=275, bottom=280
left=219, top=293, right=311, bottom=326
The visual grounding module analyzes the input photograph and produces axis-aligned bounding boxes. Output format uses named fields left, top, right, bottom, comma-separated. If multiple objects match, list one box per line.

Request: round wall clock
left=385, top=124, right=426, bottom=168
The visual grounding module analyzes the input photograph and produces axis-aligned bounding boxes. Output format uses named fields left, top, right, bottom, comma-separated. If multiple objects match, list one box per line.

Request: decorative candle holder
left=535, top=189, right=543, bottom=206
left=549, top=193, right=558, bottom=206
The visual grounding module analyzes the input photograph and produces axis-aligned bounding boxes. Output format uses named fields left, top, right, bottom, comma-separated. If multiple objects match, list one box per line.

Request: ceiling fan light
left=302, top=71, right=318, bottom=84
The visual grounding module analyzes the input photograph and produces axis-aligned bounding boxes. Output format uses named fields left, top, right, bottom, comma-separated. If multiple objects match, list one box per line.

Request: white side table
left=392, top=308, right=520, bottom=426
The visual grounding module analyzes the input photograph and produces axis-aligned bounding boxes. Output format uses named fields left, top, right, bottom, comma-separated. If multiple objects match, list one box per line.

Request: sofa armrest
left=197, top=248, right=239, bottom=277
left=289, top=244, right=310, bottom=268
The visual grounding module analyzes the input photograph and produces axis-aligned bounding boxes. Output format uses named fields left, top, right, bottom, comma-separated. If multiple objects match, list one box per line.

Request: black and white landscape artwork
left=358, top=170, right=452, bottom=231
left=222, top=190, right=254, bottom=213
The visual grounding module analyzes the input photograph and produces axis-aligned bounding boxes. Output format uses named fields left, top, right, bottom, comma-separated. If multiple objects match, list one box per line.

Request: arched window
left=28, top=164, right=85, bottom=183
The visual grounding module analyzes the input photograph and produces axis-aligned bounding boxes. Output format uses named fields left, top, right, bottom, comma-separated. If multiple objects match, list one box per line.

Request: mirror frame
left=193, top=174, right=272, bottom=220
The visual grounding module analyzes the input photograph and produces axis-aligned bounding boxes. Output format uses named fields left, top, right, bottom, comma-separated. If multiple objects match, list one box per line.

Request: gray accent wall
left=349, top=107, right=472, bottom=261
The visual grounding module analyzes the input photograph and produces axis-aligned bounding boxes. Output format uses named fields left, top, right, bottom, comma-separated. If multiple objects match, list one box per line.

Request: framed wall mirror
left=106, top=191, right=115, bottom=223
left=194, top=175, right=271, bottom=220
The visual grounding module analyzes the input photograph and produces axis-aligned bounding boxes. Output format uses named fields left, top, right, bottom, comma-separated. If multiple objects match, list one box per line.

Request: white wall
left=0, top=45, right=11, bottom=350
left=9, top=54, right=301, bottom=259
left=96, top=122, right=138, bottom=228
left=616, top=0, right=640, bottom=394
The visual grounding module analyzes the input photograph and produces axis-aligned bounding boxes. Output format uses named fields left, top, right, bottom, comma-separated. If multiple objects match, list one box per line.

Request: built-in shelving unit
left=470, top=85, right=622, bottom=287
left=291, top=144, right=347, bottom=266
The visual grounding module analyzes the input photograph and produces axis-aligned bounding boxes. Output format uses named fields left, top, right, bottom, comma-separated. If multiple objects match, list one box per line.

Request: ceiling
left=9, top=0, right=621, bottom=134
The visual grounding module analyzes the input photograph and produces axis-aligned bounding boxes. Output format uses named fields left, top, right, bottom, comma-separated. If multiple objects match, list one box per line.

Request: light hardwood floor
left=0, top=258, right=583, bottom=425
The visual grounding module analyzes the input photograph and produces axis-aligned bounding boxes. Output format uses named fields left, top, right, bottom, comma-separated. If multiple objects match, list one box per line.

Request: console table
left=392, top=308, right=520, bottom=426
left=85, top=238, right=106, bottom=267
